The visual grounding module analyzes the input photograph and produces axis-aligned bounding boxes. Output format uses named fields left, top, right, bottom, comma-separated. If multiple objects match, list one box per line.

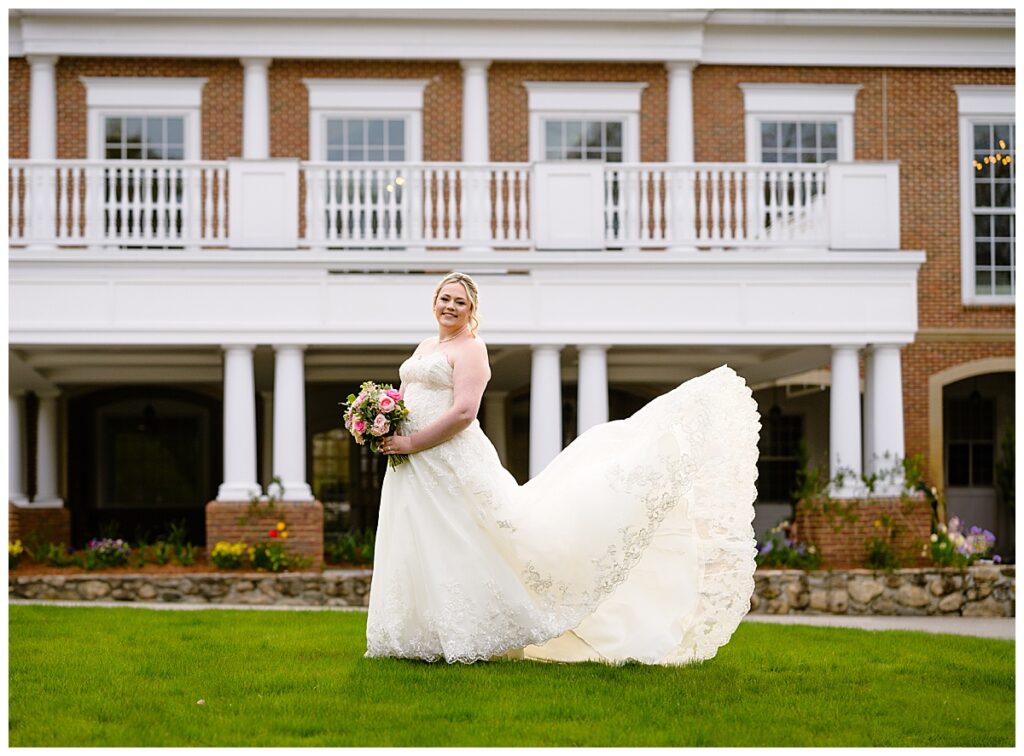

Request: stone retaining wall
left=9, top=566, right=1015, bottom=617
left=750, top=566, right=1014, bottom=617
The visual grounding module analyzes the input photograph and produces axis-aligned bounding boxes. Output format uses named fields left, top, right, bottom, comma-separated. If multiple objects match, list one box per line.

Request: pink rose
left=370, top=414, right=390, bottom=437
left=385, top=389, right=401, bottom=399
left=379, top=395, right=396, bottom=412
left=353, top=420, right=367, bottom=434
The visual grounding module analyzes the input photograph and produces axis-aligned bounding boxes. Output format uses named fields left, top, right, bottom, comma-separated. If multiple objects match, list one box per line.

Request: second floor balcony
left=8, top=158, right=901, bottom=254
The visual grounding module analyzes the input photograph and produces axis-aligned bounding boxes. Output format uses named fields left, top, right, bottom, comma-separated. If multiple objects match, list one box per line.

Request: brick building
left=8, top=9, right=1015, bottom=559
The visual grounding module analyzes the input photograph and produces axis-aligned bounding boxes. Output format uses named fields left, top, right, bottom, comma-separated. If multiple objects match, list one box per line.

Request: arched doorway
left=930, top=361, right=1014, bottom=561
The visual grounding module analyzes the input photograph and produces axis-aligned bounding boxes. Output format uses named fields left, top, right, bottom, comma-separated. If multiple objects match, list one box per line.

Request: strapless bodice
left=398, top=351, right=455, bottom=433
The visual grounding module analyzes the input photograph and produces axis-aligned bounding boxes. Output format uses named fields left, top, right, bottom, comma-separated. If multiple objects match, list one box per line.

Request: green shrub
left=865, top=537, right=901, bottom=570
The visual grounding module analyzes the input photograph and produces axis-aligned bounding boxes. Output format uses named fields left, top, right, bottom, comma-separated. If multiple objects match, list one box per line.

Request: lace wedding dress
left=365, top=350, right=761, bottom=666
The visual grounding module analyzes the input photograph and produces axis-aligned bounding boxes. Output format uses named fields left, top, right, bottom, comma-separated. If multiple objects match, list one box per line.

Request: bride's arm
left=400, top=340, right=491, bottom=454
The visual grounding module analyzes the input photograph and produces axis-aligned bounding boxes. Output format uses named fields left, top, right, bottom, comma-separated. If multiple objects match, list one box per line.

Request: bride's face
left=434, top=282, right=472, bottom=331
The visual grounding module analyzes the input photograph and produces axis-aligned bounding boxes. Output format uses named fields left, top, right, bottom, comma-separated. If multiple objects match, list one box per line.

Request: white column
left=666, top=61, right=695, bottom=164
left=829, top=344, right=864, bottom=498
left=217, top=345, right=261, bottom=501
left=241, top=57, right=271, bottom=160
left=27, top=55, right=59, bottom=250
left=461, top=59, right=491, bottom=163
left=666, top=61, right=696, bottom=251
left=483, top=391, right=509, bottom=466
left=865, top=344, right=906, bottom=495
left=260, top=390, right=274, bottom=488
left=272, top=345, right=313, bottom=501
left=28, top=55, right=58, bottom=160
left=460, top=59, right=492, bottom=252
left=9, top=392, right=29, bottom=505
left=862, top=347, right=877, bottom=476
left=34, top=392, right=63, bottom=507
left=530, top=345, right=564, bottom=478
left=577, top=345, right=609, bottom=436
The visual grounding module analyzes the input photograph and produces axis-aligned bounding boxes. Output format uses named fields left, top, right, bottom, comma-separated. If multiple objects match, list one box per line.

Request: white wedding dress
left=365, top=350, right=761, bottom=666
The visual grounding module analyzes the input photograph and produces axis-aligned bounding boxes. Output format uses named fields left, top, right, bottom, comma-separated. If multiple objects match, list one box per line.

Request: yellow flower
left=276, top=521, right=286, bottom=531
left=9, top=540, right=23, bottom=556
left=280, top=531, right=289, bottom=539
left=873, top=519, right=882, bottom=528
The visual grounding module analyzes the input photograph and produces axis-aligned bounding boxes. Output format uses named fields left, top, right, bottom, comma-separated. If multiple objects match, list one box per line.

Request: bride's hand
left=381, top=435, right=415, bottom=455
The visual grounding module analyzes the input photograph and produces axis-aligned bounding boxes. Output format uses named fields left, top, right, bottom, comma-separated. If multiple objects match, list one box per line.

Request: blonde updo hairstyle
left=432, top=271, right=480, bottom=336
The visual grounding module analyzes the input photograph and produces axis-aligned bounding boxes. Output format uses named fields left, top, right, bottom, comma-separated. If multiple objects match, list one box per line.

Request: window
left=104, top=116, right=185, bottom=161
left=325, top=117, right=406, bottom=162
left=759, top=121, right=838, bottom=164
left=757, top=413, right=804, bottom=502
left=945, top=396, right=995, bottom=487
left=543, top=119, right=623, bottom=162
left=739, top=83, right=860, bottom=163
left=523, top=81, right=646, bottom=163
left=956, top=86, right=1015, bottom=304
left=970, top=122, right=1015, bottom=297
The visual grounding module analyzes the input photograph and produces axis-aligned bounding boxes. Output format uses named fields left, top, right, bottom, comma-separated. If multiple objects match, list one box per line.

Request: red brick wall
left=268, top=60, right=462, bottom=161
left=9, top=504, right=72, bottom=547
left=205, top=500, right=324, bottom=567
left=489, top=62, right=668, bottom=162
left=902, top=340, right=1016, bottom=463
left=9, top=57, right=30, bottom=159
left=53, top=58, right=243, bottom=160
left=795, top=495, right=932, bottom=569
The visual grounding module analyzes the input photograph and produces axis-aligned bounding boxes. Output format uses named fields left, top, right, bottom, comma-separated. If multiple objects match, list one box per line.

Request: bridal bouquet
left=342, top=381, right=411, bottom=468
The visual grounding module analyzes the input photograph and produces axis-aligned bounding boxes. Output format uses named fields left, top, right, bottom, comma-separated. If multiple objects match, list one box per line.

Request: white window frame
left=81, top=77, right=206, bottom=160
left=303, top=78, right=429, bottom=163
left=955, top=85, right=1015, bottom=306
left=523, top=81, right=647, bottom=163
left=739, top=83, right=861, bottom=164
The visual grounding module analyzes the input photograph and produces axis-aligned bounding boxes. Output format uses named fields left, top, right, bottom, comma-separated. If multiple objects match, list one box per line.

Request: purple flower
left=994, top=554, right=1002, bottom=564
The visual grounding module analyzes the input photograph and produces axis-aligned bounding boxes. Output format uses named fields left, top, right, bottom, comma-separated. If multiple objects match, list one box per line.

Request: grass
left=8, top=605, right=1015, bottom=747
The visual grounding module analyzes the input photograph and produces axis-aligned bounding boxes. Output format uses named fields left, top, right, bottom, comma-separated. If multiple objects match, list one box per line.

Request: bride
left=366, top=271, right=761, bottom=665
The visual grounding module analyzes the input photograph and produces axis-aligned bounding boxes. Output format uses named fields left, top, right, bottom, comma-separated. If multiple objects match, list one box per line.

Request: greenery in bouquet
left=755, top=519, right=822, bottom=570
left=930, top=516, right=998, bottom=568
left=342, top=380, right=411, bottom=469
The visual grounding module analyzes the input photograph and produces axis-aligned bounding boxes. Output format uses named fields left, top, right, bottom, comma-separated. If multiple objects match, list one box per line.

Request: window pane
left=388, top=146, right=405, bottom=161
left=994, top=215, right=1011, bottom=237
left=105, top=118, right=122, bottom=142
left=994, top=182, right=1012, bottom=207
left=948, top=443, right=970, bottom=486
left=105, top=146, right=122, bottom=159
left=781, top=123, right=796, bottom=149
left=975, top=183, right=992, bottom=208
left=975, top=241, right=992, bottom=267
left=820, top=122, right=837, bottom=149
left=545, top=147, right=562, bottom=160
left=781, top=151, right=798, bottom=163
left=145, top=145, right=164, bottom=160
left=126, top=147, right=142, bottom=160
left=821, top=150, right=837, bottom=162
left=761, top=122, right=777, bottom=149
left=566, top=149, right=582, bottom=160
left=994, top=124, right=1012, bottom=149
left=368, top=148, right=384, bottom=161
left=972, top=444, right=994, bottom=485
left=125, top=118, right=143, bottom=144
left=327, top=148, right=344, bottom=161
left=146, top=118, right=164, bottom=145
left=347, top=146, right=364, bottom=161
left=800, top=151, right=817, bottom=163
left=976, top=268, right=992, bottom=293
left=975, top=214, right=991, bottom=237
left=545, top=120, right=562, bottom=148
left=800, top=122, right=817, bottom=149
left=605, top=150, right=622, bottom=163
left=566, top=122, right=582, bottom=149
left=166, top=118, right=184, bottom=144
left=995, top=241, right=1012, bottom=266
left=388, top=120, right=404, bottom=147
left=166, top=146, right=184, bottom=160
left=347, top=120, right=364, bottom=146
left=974, top=124, right=991, bottom=150
left=995, top=269, right=1013, bottom=294
left=586, top=121, right=602, bottom=149
left=368, top=120, right=384, bottom=147
left=605, top=121, right=622, bottom=148
left=327, top=120, right=345, bottom=145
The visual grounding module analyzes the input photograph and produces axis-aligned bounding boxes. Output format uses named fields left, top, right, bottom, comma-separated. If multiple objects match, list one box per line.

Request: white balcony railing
left=9, top=159, right=899, bottom=252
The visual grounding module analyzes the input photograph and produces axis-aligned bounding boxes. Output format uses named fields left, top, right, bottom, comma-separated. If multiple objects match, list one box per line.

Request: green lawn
left=8, top=605, right=1014, bottom=747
